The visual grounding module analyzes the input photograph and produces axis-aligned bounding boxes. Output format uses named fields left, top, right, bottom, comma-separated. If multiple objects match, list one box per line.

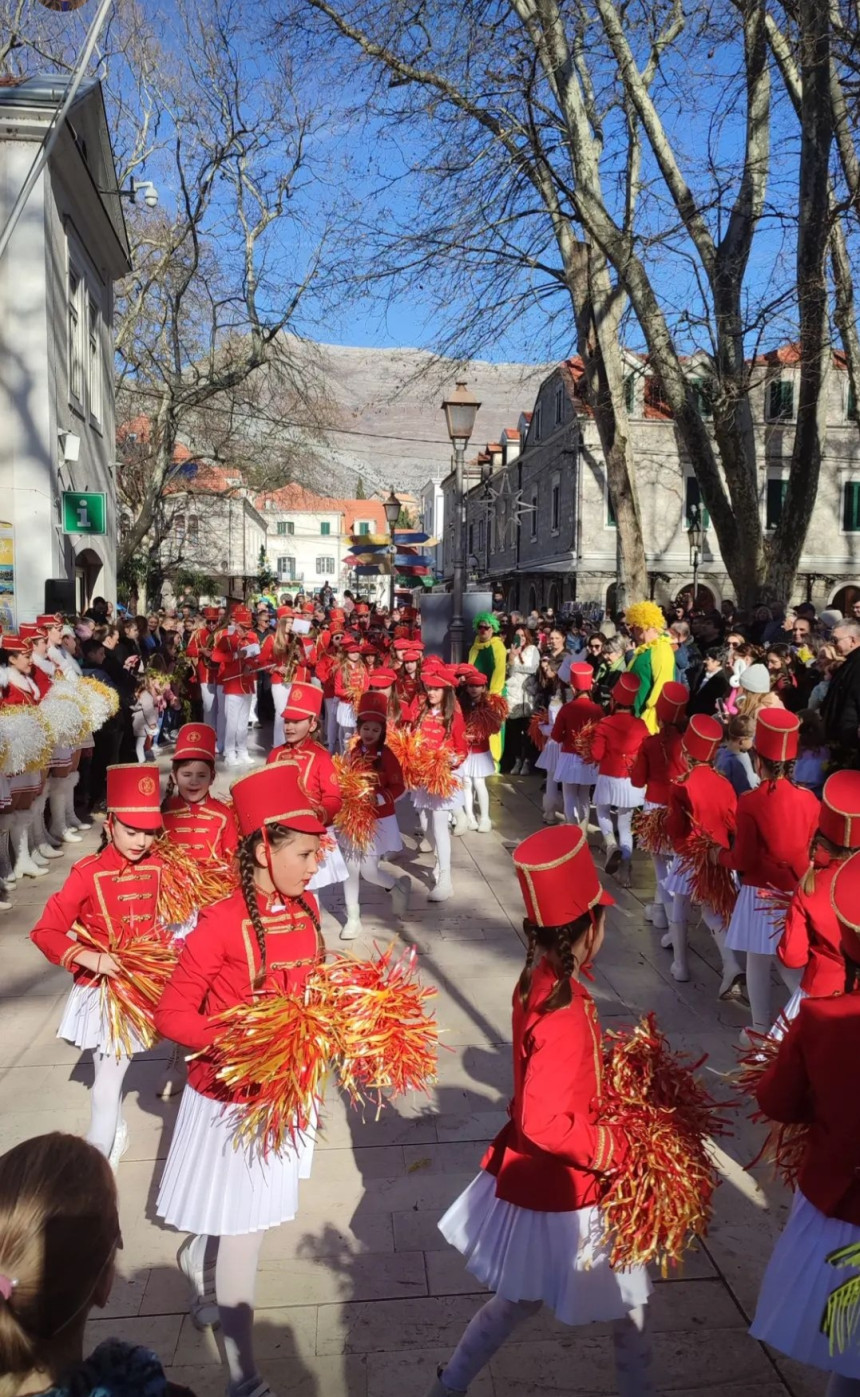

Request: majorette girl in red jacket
left=337, top=691, right=410, bottom=942
left=629, top=681, right=688, bottom=934
left=333, top=640, right=369, bottom=752
left=551, top=662, right=605, bottom=828
left=457, top=666, right=506, bottom=834
left=427, top=824, right=653, bottom=1397
left=266, top=682, right=346, bottom=894
left=154, top=764, right=326, bottom=1393
left=588, top=670, right=649, bottom=886
left=410, top=662, right=468, bottom=906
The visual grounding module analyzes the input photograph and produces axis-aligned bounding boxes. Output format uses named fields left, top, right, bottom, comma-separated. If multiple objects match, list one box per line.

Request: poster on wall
left=0, top=523, right=17, bottom=632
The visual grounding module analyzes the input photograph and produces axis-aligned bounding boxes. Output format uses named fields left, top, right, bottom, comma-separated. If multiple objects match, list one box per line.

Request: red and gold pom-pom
left=735, top=1027, right=808, bottom=1189
left=755, top=888, right=793, bottom=947
left=311, top=944, right=439, bottom=1112
left=413, top=741, right=459, bottom=799
left=155, top=837, right=239, bottom=922
left=346, top=673, right=367, bottom=707
left=599, top=1012, right=731, bottom=1275
left=386, top=727, right=421, bottom=789
left=633, top=805, right=670, bottom=856
left=572, top=719, right=598, bottom=762
left=486, top=692, right=509, bottom=724
left=528, top=709, right=548, bottom=753
left=208, top=991, right=332, bottom=1155
left=333, top=752, right=379, bottom=854
left=73, top=921, right=178, bottom=1058
left=464, top=699, right=505, bottom=748
left=678, top=834, right=738, bottom=925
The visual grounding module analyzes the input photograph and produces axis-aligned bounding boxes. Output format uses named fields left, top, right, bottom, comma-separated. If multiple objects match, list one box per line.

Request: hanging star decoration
left=475, top=474, right=536, bottom=546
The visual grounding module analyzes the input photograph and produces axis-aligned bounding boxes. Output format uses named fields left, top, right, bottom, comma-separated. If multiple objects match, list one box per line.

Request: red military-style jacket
left=412, top=706, right=468, bottom=763
left=154, top=886, right=322, bottom=1102
left=778, top=856, right=847, bottom=998
left=314, top=650, right=337, bottom=698
left=211, top=628, right=262, bottom=697
left=630, top=727, right=686, bottom=807
left=334, top=661, right=370, bottom=706
left=186, top=626, right=219, bottom=685
left=30, top=842, right=166, bottom=987
left=719, top=779, right=820, bottom=890
left=665, top=764, right=737, bottom=853
left=482, top=959, right=626, bottom=1212
left=259, top=634, right=312, bottom=685
left=394, top=674, right=422, bottom=724
left=0, top=672, right=42, bottom=707
left=266, top=736, right=342, bottom=825
left=589, top=711, right=649, bottom=780
left=551, top=695, right=604, bottom=754
left=30, top=654, right=56, bottom=699
left=757, top=991, right=860, bottom=1224
left=345, top=743, right=406, bottom=820
left=162, top=793, right=239, bottom=865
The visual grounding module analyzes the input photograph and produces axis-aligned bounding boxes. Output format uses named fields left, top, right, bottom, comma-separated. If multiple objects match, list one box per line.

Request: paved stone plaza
left=0, top=759, right=826, bottom=1396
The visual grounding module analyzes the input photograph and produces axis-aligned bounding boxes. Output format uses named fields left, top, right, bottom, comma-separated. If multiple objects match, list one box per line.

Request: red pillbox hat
left=231, top=606, right=252, bottom=626
left=202, top=606, right=220, bottom=622
left=613, top=672, right=640, bottom=707
left=830, top=850, right=860, bottom=962
left=232, top=765, right=325, bottom=838
left=463, top=667, right=487, bottom=687
left=1, top=634, right=28, bottom=653
left=18, top=623, right=46, bottom=642
left=369, top=668, right=396, bottom=689
left=173, top=723, right=216, bottom=765
left=656, top=681, right=688, bottom=725
left=683, top=713, right=723, bottom=764
left=281, top=682, right=323, bottom=722
left=569, top=663, right=593, bottom=693
left=106, top=764, right=163, bottom=831
left=276, top=606, right=294, bottom=619
left=755, top=708, right=800, bottom=763
left=513, top=825, right=613, bottom=926
left=36, top=613, right=62, bottom=627
left=819, top=771, right=860, bottom=850
left=357, top=692, right=388, bottom=724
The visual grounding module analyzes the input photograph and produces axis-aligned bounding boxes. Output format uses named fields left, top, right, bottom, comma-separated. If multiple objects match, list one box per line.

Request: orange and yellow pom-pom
left=599, top=1013, right=731, bottom=1275
left=464, top=699, right=505, bottom=748
left=333, top=752, right=379, bottom=854
left=571, top=719, right=598, bottom=762
left=633, top=806, right=670, bottom=856
left=73, top=921, right=178, bottom=1058
left=528, top=709, right=548, bottom=753
left=413, top=741, right=459, bottom=800
left=735, top=1026, right=808, bottom=1189
left=386, top=727, right=422, bottom=789
left=155, top=837, right=239, bottom=923
left=678, top=835, right=738, bottom=925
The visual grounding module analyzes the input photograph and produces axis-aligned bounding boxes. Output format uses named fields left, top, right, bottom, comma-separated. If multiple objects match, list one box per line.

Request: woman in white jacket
left=503, top=625, right=540, bottom=774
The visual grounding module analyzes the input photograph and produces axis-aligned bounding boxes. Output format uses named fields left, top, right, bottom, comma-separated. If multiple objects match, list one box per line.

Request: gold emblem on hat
left=139, top=776, right=157, bottom=796
left=188, top=731, right=201, bottom=743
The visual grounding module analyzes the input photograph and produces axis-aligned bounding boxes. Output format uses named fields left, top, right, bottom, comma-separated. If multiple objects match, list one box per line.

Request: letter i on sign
left=77, top=501, right=90, bottom=530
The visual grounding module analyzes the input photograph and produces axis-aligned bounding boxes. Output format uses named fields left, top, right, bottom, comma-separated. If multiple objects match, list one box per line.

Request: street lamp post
left=383, top=488, right=402, bottom=615
left=441, top=380, right=481, bottom=662
left=687, top=503, right=704, bottom=611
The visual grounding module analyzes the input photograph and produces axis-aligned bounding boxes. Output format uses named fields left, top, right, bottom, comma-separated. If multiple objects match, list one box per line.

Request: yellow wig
left=625, top=600, right=666, bottom=632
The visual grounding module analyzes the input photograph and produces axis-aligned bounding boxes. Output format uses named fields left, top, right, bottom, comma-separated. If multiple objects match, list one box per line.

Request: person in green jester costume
left=468, top=613, right=507, bottom=767
left=624, top=601, right=675, bottom=735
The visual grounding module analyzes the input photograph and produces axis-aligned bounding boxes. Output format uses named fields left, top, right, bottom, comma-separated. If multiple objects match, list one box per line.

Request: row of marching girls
left=0, top=616, right=118, bottom=910
left=30, top=757, right=440, bottom=1397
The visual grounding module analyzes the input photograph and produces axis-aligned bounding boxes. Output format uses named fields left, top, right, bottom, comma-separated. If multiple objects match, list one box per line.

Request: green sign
left=62, top=492, right=107, bottom=535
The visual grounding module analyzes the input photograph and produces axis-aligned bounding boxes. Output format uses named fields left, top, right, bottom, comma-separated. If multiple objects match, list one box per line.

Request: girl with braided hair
left=154, top=764, right=325, bottom=1397
left=426, top=825, right=653, bottom=1397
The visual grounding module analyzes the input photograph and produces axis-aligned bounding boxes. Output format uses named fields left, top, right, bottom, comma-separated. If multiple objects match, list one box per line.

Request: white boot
left=660, top=929, right=673, bottom=949
left=708, top=919, right=746, bottom=1000
left=510, top=760, right=522, bottom=775
left=108, top=1119, right=129, bottom=1173
left=65, top=772, right=91, bottom=831
left=390, top=875, right=411, bottom=918
left=476, top=817, right=493, bottom=833
left=520, top=760, right=531, bottom=775
left=340, top=910, right=363, bottom=940
left=604, top=839, right=621, bottom=876
left=452, top=808, right=470, bottom=836
left=33, top=789, right=62, bottom=858
left=49, top=781, right=80, bottom=843
left=13, top=813, right=48, bottom=878
left=465, top=810, right=479, bottom=831
left=428, top=874, right=453, bottom=902
left=669, top=920, right=690, bottom=982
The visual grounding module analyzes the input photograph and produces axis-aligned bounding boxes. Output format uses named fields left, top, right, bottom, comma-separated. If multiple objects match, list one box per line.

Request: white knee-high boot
left=461, top=776, right=477, bottom=830
left=34, top=787, right=63, bottom=858
left=701, top=908, right=745, bottom=999
left=49, top=777, right=81, bottom=844
left=65, top=771, right=90, bottom=830
left=745, top=951, right=774, bottom=1035
left=427, top=810, right=453, bottom=901
left=13, top=810, right=48, bottom=878
left=669, top=893, right=690, bottom=982
left=475, top=777, right=491, bottom=832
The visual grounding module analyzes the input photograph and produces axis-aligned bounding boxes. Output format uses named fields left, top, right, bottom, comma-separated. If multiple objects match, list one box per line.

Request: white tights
left=183, top=1230, right=267, bottom=1387
left=88, top=1051, right=130, bottom=1156
left=344, top=854, right=395, bottom=913
left=562, top=782, right=591, bottom=824
left=462, top=776, right=489, bottom=824
left=428, top=808, right=452, bottom=878
left=596, top=804, right=634, bottom=856
left=441, top=1294, right=653, bottom=1396
left=746, top=951, right=803, bottom=1032
left=542, top=776, right=561, bottom=818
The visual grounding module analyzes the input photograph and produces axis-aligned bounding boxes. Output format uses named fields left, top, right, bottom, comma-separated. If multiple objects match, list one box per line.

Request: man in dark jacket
left=822, top=622, right=860, bottom=750
left=687, top=648, right=732, bottom=716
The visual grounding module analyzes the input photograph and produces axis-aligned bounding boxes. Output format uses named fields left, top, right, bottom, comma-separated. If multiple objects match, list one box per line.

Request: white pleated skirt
left=461, top=750, right=495, bottom=778
left=769, top=986, right=808, bottom=1042
left=57, top=982, right=148, bottom=1058
left=726, top=883, right=783, bottom=955
left=662, top=855, right=692, bottom=899
left=11, top=770, right=41, bottom=795
left=535, top=737, right=560, bottom=777
left=156, top=1084, right=315, bottom=1236
left=554, top=752, right=598, bottom=785
left=751, top=1190, right=860, bottom=1377
left=336, top=700, right=356, bottom=727
left=339, top=812, right=403, bottom=862
left=439, top=1171, right=651, bottom=1326
left=412, top=777, right=465, bottom=812
left=308, top=841, right=349, bottom=889
left=593, top=776, right=645, bottom=809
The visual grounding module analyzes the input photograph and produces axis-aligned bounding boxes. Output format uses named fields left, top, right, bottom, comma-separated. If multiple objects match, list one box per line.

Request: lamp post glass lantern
left=383, top=488, right=401, bottom=613
left=441, top=380, right=481, bottom=661
left=687, top=503, right=704, bottom=610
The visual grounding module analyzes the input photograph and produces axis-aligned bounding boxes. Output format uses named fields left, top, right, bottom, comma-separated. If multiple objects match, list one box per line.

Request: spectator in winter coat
left=821, top=620, right=860, bottom=749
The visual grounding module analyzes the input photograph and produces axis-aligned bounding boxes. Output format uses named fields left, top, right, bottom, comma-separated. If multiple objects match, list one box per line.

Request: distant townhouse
left=256, top=483, right=390, bottom=602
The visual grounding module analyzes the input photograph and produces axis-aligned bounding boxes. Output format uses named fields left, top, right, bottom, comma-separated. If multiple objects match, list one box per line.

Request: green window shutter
left=321, top=521, right=331, bottom=536
left=692, top=378, right=713, bottom=418
left=844, top=482, right=860, bottom=532
left=768, top=380, right=794, bottom=421
left=607, top=487, right=617, bottom=528
left=766, top=478, right=788, bottom=529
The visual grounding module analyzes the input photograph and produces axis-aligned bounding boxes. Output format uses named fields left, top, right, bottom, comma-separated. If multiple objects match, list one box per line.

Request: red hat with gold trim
left=276, top=605, right=294, bottom=619
left=354, top=602, right=370, bottom=616
left=613, top=672, right=640, bottom=707
left=106, top=763, right=163, bottom=831
left=569, top=663, right=593, bottom=693
left=231, top=764, right=325, bottom=838
left=173, top=722, right=216, bottom=765
left=231, top=605, right=252, bottom=626
left=302, top=602, right=314, bottom=616
left=36, top=613, right=62, bottom=628
left=369, top=667, right=396, bottom=689
left=202, top=606, right=220, bottom=622
left=656, top=680, right=688, bottom=725
left=513, top=825, right=613, bottom=926
left=401, top=647, right=423, bottom=664
left=357, top=692, right=388, bottom=724
left=1, top=634, right=28, bottom=653
left=830, top=850, right=860, bottom=962
left=281, top=681, right=323, bottom=722
left=755, top=708, right=800, bottom=763
left=19, top=623, right=46, bottom=642
left=683, top=713, right=723, bottom=764
left=463, top=666, right=488, bottom=687
left=818, top=771, right=860, bottom=849
left=329, top=608, right=345, bottom=622
left=359, top=641, right=378, bottom=657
